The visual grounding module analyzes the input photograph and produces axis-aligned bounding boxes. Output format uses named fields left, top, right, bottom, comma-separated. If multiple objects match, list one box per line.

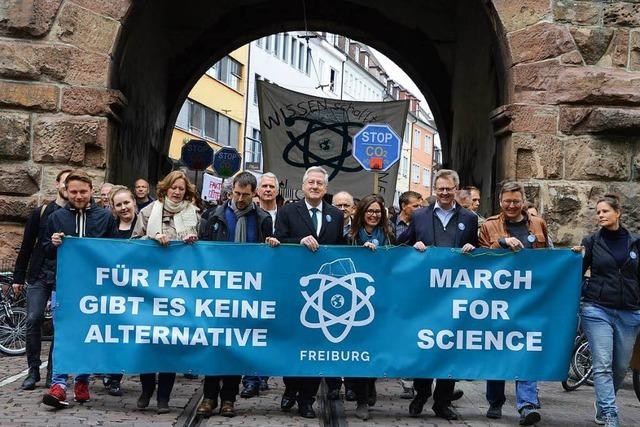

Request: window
left=318, top=59, right=324, bottom=82
left=282, top=34, right=290, bottom=61
left=291, top=39, right=298, bottom=66
left=329, top=67, right=337, bottom=93
left=246, top=128, right=262, bottom=165
left=178, top=100, right=240, bottom=147
left=306, top=47, right=311, bottom=74
left=265, top=35, right=273, bottom=52
left=274, top=33, right=281, bottom=57
left=176, top=102, right=188, bottom=129
left=253, top=74, right=261, bottom=104
left=401, top=155, right=409, bottom=177
left=422, top=168, right=431, bottom=187
left=256, top=38, right=263, bottom=48
left=207, top=56, right=242, bottom=91
left=413, top=129, right=421, bottom=148
left=297, top=42, right=305, bottom=70
left=411, top=163, right=420, bottom=184
left=424, top=134, right=432, bottom=153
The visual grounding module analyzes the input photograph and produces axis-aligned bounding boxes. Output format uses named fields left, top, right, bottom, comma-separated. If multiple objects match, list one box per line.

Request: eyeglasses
left=435, top=186, right=456, bottom=194
left=501, top=199, right=523, bottom=207
left=365, top=209, right=382, bottom=216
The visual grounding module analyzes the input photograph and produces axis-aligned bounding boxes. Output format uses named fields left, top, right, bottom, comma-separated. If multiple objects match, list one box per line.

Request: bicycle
left=0, top=270, right=27, bottom=355
left=562, top=318, right=593, bottom=391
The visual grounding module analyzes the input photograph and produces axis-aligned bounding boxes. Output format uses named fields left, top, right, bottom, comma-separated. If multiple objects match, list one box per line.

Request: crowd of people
left=6, top=164, right=640, bottom=427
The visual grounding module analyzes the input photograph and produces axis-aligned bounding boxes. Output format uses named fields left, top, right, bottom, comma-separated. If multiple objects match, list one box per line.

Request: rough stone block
left=33, top=115, right=107, bottom=167
left=597, top=28, right=629, bottom=69
left=554, top=0, right=601, bottom=25
left=512, top=133, right=563, bottom=180
left=553, top=67, right=640, bottom=105
left=0, top=223, right=27, bottom=267
left=69, top=0, right=131, bottom=20
left=53, top=2, right=119, bottom=54
left=0, top=80, right=58, bottom=111
left=0, top=195, right=39, bottom=221
left=61, top=87, right=126, bottom=117
left=570, top=27, right=614, bottom=65
left=560, top=50, right=583, bottom=65
left=545, top=182, right=602, bottom=245
left=0, top=163, right=41, bottom=195
left=560, top=106, right=640, bottom=135
left=491, top=104, right=558, bottom=135
left=604, top=2, right=640, bottom=27
left=565, top=136, right=631, bottom=180
left=41, top=165, right=105, bottom=197
left=0, top=112, right=30, bottom=160
left=492, top=0, right=551, bottom=33
left=508, top=22, right=576, bottom=65
left=512, top=59, right=562, bottom=103
left=0, top=0, right=63, bottom=37
left=631, top=31, right=640, bottom=71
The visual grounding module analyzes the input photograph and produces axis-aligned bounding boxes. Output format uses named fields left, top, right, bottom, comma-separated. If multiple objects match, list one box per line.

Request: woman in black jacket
left=344, top=194, right=394, bottom=420
left=577, top=194, right=640, bottom=427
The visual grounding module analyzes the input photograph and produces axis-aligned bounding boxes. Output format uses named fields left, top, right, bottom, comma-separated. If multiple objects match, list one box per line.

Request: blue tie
left=310, top=208, right=319, bottom=233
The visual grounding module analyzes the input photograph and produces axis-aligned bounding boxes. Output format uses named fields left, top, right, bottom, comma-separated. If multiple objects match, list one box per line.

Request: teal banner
left=54, top=238, right=582, bottom=380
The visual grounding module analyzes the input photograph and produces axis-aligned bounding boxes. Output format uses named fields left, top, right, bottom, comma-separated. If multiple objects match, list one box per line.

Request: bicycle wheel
left=633, top=369, right=640, bottom=403
left=563, top=340, right=592, bottom=391
left=0, top=307, right=27, bottom=355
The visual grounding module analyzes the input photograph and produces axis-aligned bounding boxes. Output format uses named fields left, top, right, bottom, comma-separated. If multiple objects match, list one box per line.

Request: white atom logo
left=299, top=258, right=375, bottom=343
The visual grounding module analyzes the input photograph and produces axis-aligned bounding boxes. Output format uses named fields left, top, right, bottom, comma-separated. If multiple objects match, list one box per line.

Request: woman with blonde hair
left=132, top=170, right=200, bottom=413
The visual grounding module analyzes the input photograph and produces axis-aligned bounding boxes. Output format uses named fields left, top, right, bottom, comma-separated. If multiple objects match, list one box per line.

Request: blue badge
left=527, top=234, right=536, bottom=243
left=631, top=251, right=637, bottom=260
left=457, top=223, right=465, bottom=231
left=213, top=223, right=219, bottom=232
left=371, top=239, right=379, bottom=247
left=326, top=215, right=332, bottom=223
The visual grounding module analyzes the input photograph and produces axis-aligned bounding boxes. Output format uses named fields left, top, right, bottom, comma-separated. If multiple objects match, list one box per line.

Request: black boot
left=21, top=367, right=40, bottom=390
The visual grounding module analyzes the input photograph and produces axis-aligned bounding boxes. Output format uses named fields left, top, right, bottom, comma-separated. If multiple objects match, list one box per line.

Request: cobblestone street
left=3, top=346, right=640, bottom=427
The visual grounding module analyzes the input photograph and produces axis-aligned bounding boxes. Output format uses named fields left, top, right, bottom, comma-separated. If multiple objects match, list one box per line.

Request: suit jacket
left=396, top=203, right=478, bottom=248
left=275, top=199, right=345, bottom=245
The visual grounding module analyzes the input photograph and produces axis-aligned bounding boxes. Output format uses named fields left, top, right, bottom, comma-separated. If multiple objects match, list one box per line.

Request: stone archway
left=1, top=0, right=639, bottom=261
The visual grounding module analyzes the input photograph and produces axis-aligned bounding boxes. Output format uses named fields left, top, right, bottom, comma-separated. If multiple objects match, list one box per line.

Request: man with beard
left=10, top=169, right=72, bottom=390
left=41, top=170, right=116, bottom=408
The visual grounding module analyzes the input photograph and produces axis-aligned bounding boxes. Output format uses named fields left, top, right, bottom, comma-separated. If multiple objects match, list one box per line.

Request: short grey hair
left=333, top=191, right=354, bottom=204
left=302, top=166, right=329, bottom=186
left=499, top=181, right=526, bottom=200
left=433, top=169, right=459, bottom=187
left=259, top=172, right=279, bottom=188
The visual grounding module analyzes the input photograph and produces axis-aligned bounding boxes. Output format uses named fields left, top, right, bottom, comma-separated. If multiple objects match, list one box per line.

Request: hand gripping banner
left=54, top=238, right=582, bottom=380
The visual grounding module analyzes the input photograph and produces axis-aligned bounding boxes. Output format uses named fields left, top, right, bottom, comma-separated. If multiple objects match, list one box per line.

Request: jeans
left=25, top=278, right=53, bottom=369
left=486, top=380, right=539, bottom=411
left=50, top=291, right=89, bottom=387
left=581, top=303, right=640, bottom=417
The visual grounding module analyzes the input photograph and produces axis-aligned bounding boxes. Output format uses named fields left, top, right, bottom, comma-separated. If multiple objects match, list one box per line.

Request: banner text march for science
left=54, top=238, right=582, bottom=380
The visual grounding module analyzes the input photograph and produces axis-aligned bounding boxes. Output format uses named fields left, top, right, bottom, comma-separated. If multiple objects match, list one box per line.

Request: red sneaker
left=73, top=381, right=90, bottom=403
left=42, top=384, right=69, bottom=409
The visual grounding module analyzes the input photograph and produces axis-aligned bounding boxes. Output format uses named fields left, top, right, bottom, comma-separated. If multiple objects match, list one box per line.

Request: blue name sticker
left=527, top=235, right=536, bottom=243
left=457, top=223, right=465, bottom=231
left=326, top=215, right=332, bottom=223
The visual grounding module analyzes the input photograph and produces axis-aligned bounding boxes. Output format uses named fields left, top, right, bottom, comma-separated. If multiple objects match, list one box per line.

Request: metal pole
left=373, top=172, right=379, bottom=195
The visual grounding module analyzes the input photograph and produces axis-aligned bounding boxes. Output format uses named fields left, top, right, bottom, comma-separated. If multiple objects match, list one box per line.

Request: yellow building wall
left=169, top=45, right=249, bottom=163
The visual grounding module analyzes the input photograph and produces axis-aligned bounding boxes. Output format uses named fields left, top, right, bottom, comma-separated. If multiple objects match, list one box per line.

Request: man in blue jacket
left=40, top=170, right=116, bottom=409
left=397, top=169, right=478, bottom=421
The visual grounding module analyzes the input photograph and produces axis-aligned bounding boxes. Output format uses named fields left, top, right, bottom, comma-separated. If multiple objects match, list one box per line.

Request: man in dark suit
left=268, top=166, right=345, bottom=418
left=397, top=169, right=478, bottom=421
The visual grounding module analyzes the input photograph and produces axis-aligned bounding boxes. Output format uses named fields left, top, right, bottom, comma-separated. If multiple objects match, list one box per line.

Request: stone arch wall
left=1, top=0, right=638, bottom=262
left=489, top=0, right=640, bottom=244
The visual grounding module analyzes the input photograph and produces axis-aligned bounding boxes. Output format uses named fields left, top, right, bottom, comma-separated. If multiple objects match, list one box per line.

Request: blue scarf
left=358, top=226, right=387, bottom=246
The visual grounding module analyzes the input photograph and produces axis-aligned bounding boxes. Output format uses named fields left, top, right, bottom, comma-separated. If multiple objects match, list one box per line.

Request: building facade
left=408, top=110, right=437, bottom=198
left=170, top=46, right=249, bottom=166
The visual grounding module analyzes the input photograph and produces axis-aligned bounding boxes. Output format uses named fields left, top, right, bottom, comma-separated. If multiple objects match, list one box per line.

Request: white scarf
left=146, top=200, right=198, bottom=239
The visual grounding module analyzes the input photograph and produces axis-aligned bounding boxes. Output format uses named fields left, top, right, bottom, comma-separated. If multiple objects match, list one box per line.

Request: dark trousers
left=203, top=375, right=241, bottom=402
left=25, top=279, right=53, bottom=369
left=242, top=375, right=268, bottom=387
left=413, top=378, right=455, bottom=407
left=283, top=377, right=321, bottom=404
left=348, top=378, right=375, bottom=404
left=140, top=373, right=176, bottom=403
